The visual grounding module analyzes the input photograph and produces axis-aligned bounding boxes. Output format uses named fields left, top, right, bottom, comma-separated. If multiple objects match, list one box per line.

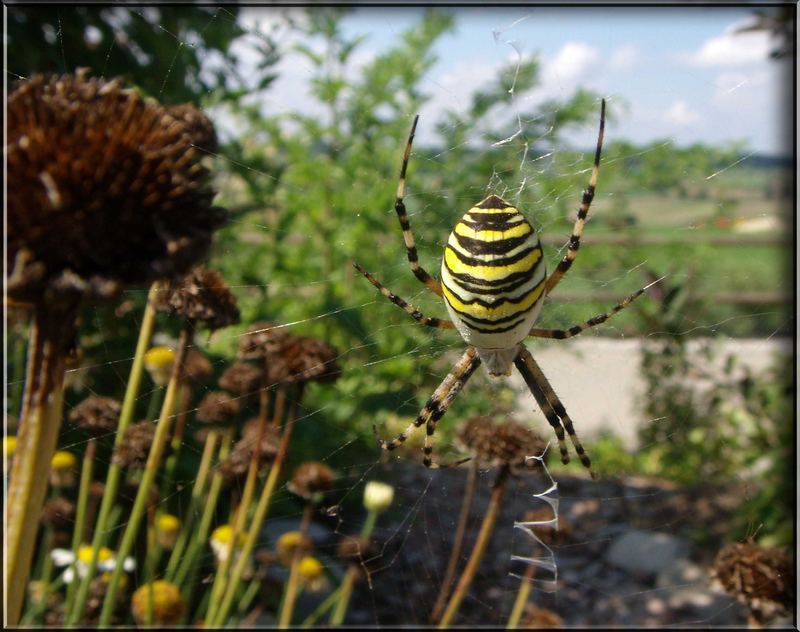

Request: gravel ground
left=256, top=461, right=792, bottom=627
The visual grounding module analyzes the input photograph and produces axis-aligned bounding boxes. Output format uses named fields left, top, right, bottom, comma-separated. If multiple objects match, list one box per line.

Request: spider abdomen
left=440, top=194, right=546, bottom=368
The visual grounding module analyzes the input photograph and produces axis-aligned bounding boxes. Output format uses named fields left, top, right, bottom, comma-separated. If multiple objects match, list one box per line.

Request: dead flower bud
left=196, top=390, right=241, bottom=426
left=155, top=266, right=240, bottom=331
left=288, top=462, right=335, bottom=502
left=112, top=421, right=156, bottom=469
left=68, top=395, right=121, bottom=435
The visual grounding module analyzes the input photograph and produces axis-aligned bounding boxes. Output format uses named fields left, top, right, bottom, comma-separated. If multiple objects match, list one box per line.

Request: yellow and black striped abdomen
left=441, top=194, right=546, bottom=355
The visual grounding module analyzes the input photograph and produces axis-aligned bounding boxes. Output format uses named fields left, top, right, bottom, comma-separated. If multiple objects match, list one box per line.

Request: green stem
left=330, top=509, right=379, bottom=625
left=98, top=323, right=193, bottom=626
left=165, top=430, right=218, bottom=583
left=506, top=560, right=536, bottom=629
left=301, top=585, right=343, bottom=628
left=278, top=503, right=314, bottom=627
left=211, top=384, right=303, bottom=627
left=438, top=466, right=510, bottom=628
left=66, top=282, right=159, bottom=625
left=65, top=438, right=96, bottom=607
left=145, top=384, right=165, bottom=423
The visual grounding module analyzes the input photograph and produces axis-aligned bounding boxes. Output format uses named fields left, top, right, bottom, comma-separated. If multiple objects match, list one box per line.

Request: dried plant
left=154, top=265, right=240, bottom=331
left=68, top=395, right=121, bottom=436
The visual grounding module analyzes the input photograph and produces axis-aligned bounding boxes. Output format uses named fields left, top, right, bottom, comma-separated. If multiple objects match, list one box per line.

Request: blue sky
left=239, top=7, right=791, bottom=156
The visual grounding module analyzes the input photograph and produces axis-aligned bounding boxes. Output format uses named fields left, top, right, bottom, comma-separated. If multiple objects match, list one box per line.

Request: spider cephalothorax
left=356, top=101, right=653, bottom=479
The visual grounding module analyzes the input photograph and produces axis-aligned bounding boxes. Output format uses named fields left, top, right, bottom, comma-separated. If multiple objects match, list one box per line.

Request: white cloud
left=608, top=44, right=638, bottom=72
left=542, top=42, right=599, bottom=84
left=683, top=18, right=774, bottom=66
left=664, top=100, right=700, bottom=126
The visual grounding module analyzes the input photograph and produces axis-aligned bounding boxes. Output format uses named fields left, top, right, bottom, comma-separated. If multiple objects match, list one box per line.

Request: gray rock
left=606, top=529, right=690, bottom=576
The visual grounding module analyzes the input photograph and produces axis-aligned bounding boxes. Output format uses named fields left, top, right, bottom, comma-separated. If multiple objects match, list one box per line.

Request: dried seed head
left=112, top=421, right=156, bottom=469
left=131, top=580, right=185, bottom=626
left=219, top=421, right=280, bottom=485
left=281, top=336, right=341, bottom=384
left=456, top=415, right=547, bottom=469
left=523, top=605, right=564, bottom=628
left=219, top=362, right=265, bottom=395
left=7, top=70, right=225, bottom=305
left=287, top=462, right=335, bottom=501
left=713, top=542, right=793, bottom=618
left=196, top=390, right=241, bottom=425
left=41, top=497, right=76, bottom=530
left=181, top=348, right=214, bottom=384
left=68, top=395, right=121, bottom=435
left=237, top=321, right=295, bottom=362
left=166, top=103, right=218, bottom=153
left=155, top=266, right=240, bottom=331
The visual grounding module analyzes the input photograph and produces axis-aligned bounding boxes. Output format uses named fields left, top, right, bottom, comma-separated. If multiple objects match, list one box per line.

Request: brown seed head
left=713, top=541, right=794, bottom=617
left=181, top=348, right=214, bottom=384
left=7, top=69, right=225, bottom=305
left=196, top=390, right=241, bottom=425
left=112, top=420, right=156, bottom=469
left=68, top=395, right=121, bottom=435
left=456, top=415, right=547, bottom=469
left=41, top=497, right=76, bottom=530
left=155, top=266, right=240, bottom=331
left=281, top=336, right=341, bottom=384
left=287, top=462, right=335, bottom=501
left=219, top=362, right=265, bottom=395
left=166, top=103, right=218, bottom=153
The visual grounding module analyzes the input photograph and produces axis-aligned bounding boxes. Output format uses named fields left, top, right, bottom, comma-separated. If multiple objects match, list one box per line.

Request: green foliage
left=7, top=6, right=278, bottom=105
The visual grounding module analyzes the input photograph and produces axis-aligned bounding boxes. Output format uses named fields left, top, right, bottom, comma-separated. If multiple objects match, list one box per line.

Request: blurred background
left=6, top=5, right=794, bottom=627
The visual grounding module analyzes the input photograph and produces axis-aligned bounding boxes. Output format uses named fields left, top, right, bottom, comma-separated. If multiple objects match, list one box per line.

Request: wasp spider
left=356, top=101, right=650, bottom=479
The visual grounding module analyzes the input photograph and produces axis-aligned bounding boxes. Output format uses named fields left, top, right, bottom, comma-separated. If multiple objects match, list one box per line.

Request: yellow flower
left=4, top=435, right=17, bottom=458
left=131, top=580, right=184, bottom=625
left=144, top=346, right=176, bottom=386
left=276, top=531, right=312, bottom=567
left=156, top=514, right=181, bottom=550
left=363, top=481, right=394, bottom=513
left=210, top=524, right=247, bottom=565
left=50, top=451, right=78, bottom=487
left=77, top=545, right=113, bottom=564
left=298, top=556, right=327, bottom=591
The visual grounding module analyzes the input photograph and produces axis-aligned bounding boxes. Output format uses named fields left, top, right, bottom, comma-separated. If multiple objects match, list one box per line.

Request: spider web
left=4, top=5, right=794, bottom=628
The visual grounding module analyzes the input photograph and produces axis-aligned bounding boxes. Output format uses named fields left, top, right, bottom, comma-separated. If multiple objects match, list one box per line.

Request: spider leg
left=529, top=278, right=655, bottom=339
left=374, top=347, right=481, bottom=468
left=544, top=99, right=605, bottom=297
left=354, top=262, right=455, bottom=330
left=394, top=115, right=443, bottom=297
left=514, top=346, right=597, bottom=480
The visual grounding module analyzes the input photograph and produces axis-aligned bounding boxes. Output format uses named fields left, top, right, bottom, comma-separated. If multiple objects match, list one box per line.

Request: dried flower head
left=68, top=395, right=121, bottom=435
left=219, top=424, right=280, bottom=485
left=166, top=103, right=218, bottom=153
left=154, top=266, right=240, bottom=331
left=41, top=497, right=76, bottom=530
left=276, top=531, right=313, bottom=567
left=281, top=336, right=341, bottom=384
left=144, top=346, right=176, bottom=387
left=181, top=348, right=214, bottom=384
left=196, top=390, right=241, bottom=425
left=336, top=536, right=380, bottom=579
left=237, top=321, right=296, bottom=362
left=112, top=421, right=156, bottom=469
left=219, top=361, right=265, bottom=395
left=7, top=69, right=225, bottom=305
left=456, top=415, right=547, bottom=469
left=287, top=462, right=335, bottom=501
left=713, top=541, right=793, bottom=620
left=131, top=580, right=184, bottom=625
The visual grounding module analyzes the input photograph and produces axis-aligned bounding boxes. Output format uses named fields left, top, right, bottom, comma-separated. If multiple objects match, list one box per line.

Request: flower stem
left=278, top=503, right=314, bottom=627
left=66, top=282, right=159, bottom=625
left=65, top=438, right=96, bottom=607
left=211, top=384, right=303, bottom=626
left=430, top=459, right=478, bottom=623
left=506, top=559, right=537, bottom=629
left=438, top=465, right=510, bottom=628
left=330, top=509, right=379, bottom=625
left=98, top=322, right=193, bottom=625
left=6, top=313, right=69, bottom=625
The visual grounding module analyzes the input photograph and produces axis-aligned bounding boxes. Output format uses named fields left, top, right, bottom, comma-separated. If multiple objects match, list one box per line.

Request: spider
left=355, top=100, right=651, bottom=479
